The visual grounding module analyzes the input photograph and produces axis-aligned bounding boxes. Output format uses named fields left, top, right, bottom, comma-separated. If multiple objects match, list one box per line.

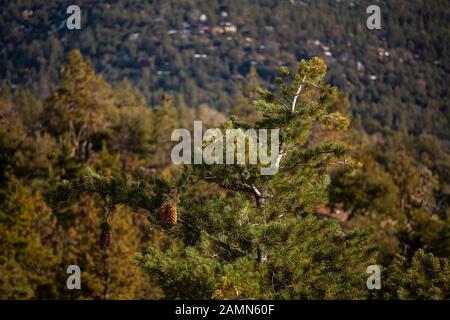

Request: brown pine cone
left=99, top=222, right=111, bottom=250
left=159, top=201, right=177, bottom=228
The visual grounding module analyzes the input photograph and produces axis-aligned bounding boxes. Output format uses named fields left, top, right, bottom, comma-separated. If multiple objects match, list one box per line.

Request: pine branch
left=291, top=75, right=306, bottom=113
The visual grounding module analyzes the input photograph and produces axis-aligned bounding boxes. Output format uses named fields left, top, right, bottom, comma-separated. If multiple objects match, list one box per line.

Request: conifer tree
left=43, top=51, right=158, bottom=299
left=382, top=249, right=450, bottom=299
left=0, top=179, right=58, bottom=299
left=140, top=58, right=375, bottom=299
left=231, top=65, right=262, bottom=124
left=42, top=49, right=119, bottom=163
left=174, top=94, right=194, bottom=130
left=55, top=58, right=378, bottom=299
left=113, top=79, right=146, bottom=109
left=149, top=93, right=179, bottom=169
left=112, top=94, right=154, bottom=170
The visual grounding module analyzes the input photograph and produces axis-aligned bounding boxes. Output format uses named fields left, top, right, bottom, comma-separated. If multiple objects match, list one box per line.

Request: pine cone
left=99, top=222, right=111, bottom=250
left=159, top=201, right=177, bottom=228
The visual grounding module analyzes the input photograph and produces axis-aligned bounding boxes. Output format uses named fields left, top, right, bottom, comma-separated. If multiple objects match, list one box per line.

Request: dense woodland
left=2, top=0, right=449, bottom=140
left=0, top=0, right=449, bottom=299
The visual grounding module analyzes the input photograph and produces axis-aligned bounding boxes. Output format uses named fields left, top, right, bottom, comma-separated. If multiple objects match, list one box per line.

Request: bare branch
left=291, top=76, right=306, bottom=113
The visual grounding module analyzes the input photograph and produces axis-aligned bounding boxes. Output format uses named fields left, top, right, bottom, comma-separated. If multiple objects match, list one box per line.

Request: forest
left=0, top=0, right=449, bottom=300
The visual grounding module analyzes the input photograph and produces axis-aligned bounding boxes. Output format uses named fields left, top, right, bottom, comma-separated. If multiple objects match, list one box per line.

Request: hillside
left=1, top=0, right=449, bottom=142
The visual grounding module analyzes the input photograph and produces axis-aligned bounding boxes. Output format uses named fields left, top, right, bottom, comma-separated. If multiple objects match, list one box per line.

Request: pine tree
left=43, top=51, right=159, bottom=299
left=42, top=49, right=119, bottom=163
left=174, top=94, right=194, bottom=130
left=141, top=58, right=374, bottom=299
left=0, top=179, right=58, bottom=299
left=231, top=65, right=262, bottom=124
left=149, top=93, right=179, bottom=170
left=112, top=97, right=154, bottom=170
left=56, top=58, right=377, bottom=299
left=382, top=249, right=450, bottom=299
left=113, top=79, right=146, bottom=109
left=388, top=146, right=421, bottom=212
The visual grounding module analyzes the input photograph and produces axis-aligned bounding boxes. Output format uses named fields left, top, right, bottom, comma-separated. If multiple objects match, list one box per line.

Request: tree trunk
left=255, top=193, right=267, bottom=263
left=102, top=249, right=111, bottom=300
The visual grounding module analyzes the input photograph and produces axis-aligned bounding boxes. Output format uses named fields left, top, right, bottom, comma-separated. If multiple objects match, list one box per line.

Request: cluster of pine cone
left=159, top=201, right=177, bottom=229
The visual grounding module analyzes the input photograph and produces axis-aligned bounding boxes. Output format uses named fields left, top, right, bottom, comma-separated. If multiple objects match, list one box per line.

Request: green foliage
left=397, top=209, right=450, bottom=259
left=149, top=94, right=180, bottom=169
left=139, top=205, right=376, bottom=299
left=51, top=55, right=448, bottom=300
left=0, top=87, right=56, bottom=183
left=382, top=249, right=450, bottom=299
left=259, top=216, right=376, bottom=299
left=0, top=179, right=57, bottom=299
left=231, top=66, right=262, bottom=125
left=1, top=43, right=448, bottom=300
left=133, top=58, right=377, bottom=299
left=0, top=51, right=164, bottom=299
left=53, top=167, right=169, bottom=218
left=190, top=58, right=357, bottom=220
